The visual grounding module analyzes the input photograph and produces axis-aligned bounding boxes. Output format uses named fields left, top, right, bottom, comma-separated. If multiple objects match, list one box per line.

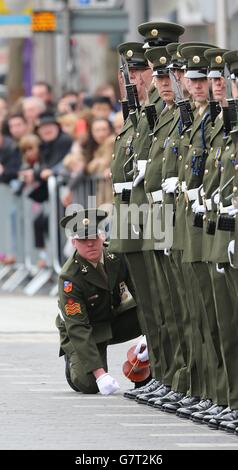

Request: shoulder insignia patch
left=64, top=281, right=73, bottom=293
left=65, top=302, right=81, bottom=316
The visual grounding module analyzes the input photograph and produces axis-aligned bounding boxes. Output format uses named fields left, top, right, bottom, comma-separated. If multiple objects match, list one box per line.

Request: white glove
left=192, top=199, right=205, bottom=214
left=227, top=205, right=238, bottom=216
left=216, top=263, right=225, bottom=274
left=96, top=373, right=120, bottom=395
left=214, top=193, right=220, bottom=205
left=162, top=177, right=178, bottom=194
left=228, top=240, right=235, bottom=256
left=134, top=336, right=149, bottom=362
left=133, top=160, right=147, bottom=187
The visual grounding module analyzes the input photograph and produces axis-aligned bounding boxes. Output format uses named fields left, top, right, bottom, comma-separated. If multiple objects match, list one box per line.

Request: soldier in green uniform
left=110, top=41, right=161, bottom=392
left=137, top=42, right=191, bottom=406
left=190, top=48, right=231, bottom=424
left=204, top=51, right=238, bottom=430
left=122, top=22, right=187, bottom=405
left=56, top=209, right=142, bottom=395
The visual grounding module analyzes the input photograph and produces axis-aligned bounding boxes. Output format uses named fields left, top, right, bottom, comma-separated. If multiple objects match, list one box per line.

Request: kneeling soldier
left=56, top=208, right=142, bottom=395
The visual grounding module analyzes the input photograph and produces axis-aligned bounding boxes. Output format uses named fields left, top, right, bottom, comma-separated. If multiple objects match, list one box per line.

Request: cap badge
left=160, top=56, right=167, bottom=64
left=177, top=51, right=181, bottom=58
left=215, top=55, right=223, bottom=64
left=193, top=55, right=200, bottom=64
left=82, top=218, right=90, bottom=226
left=151, top=29, right=158, bottom=37
left=127, top=50, right=133, bottom=58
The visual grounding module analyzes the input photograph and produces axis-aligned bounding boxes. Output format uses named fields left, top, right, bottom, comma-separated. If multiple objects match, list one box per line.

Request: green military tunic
left=109, top=117, right=134, bottom=253
left=201, top=113, right=230, bottom=405
left=181, top=104, right=221, bottom=402
left=56, top=248, right=141, bottom=393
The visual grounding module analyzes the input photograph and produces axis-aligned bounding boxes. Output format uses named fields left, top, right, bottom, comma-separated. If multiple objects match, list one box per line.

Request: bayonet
left=169, top=69, right=193, bottom=128
left=223, top=63, right=237, bottom=131
left=120, top=54, right=138, bottom=131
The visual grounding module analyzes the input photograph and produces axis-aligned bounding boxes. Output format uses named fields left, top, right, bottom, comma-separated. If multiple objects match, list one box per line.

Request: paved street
left=0, top=295, right=238, bottom=450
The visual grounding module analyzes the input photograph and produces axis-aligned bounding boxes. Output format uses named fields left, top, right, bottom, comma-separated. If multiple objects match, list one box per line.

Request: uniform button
left=136, top=132, right=140, bottom=137
left=185, top=206, right=188, bottom=211
left=135, top=153, right=138, bottom=157
left=162, top=157, right=165, bottom=162
left=179, top=155, right=183, bottom=160
left=142, top=112, right=145, bottom=117
left=225, top=145, right=229, bottom=150
left=204, top=169, right=209, bottom=175
left=148, top=158, right=152, bottom=163
left=75, top=260, right=78, bottom=263
left=203, top=215, right=206, bottom=221
left=221, top=167, right=224, bottom=172
left=235, top=164, right=238, bottom=171
left=172, top=142, right=175, bottom=146
left=231, top=153, right=235, bottom=157
left=189, top=144, right=192, bottom=148
left=185, top=164, right=188, bottom=170
left=144, top=180, right=147, bottom=185
left=154, top=137, right=157, bottom=142
left=181, top=135, right=184, bottom=140
left=116, top=135, right=120, bottom=140
left=233, top=186, right=238, bottom=192
left=112, top=153, right=115, bottom=159
left=210, top=147, right=213, bottom=151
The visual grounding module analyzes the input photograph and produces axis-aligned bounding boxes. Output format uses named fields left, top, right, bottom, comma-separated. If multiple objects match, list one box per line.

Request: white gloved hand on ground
left=134, top=336, right=149, bottom=362
left=96, top=373, right=120, bottom=395
left=162, top=177, right=178, bottom=194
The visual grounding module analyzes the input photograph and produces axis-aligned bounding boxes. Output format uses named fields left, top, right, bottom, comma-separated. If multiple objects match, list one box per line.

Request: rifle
left=223, top=64, right=237, bottom=134
left=209, top=86, right=221, bottom=126
left=169, top=70, right=193, bottom=128
left=120, top=54, right=138, bottom=131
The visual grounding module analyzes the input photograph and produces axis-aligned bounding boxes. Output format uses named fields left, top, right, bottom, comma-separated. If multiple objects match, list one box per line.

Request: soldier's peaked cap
left=60, top=209, right=108, bottom=240
left=180, top=44, right=216, bottom=79
left=223, top=50, right=238, bottom=77
left=117, top=42, right=148, bottom=68
left=166, top=42, right=186, bottom=69
left=138, top=22, right=185, bottom=49
left=145, top=46, right=171, bottom=76
left=204, top=48, right=229, bottom=78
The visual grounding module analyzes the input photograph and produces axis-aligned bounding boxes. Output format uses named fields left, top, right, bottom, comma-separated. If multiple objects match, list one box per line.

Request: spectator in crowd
left=0, top=96, right=8, bottom=130
left=91, top=96, right=113, bottom=121
left=57, top=91, right=79, bottom=115
left=112, top=111, right=124, bottom=135
left=8, top=113, right=28, bottom=143
left=86, top=118, right=114, bottom=205
left=57, top=113, right=78, bottom=139
left=19, top=134, right=40, bottom=173
left=31, top=81, right=55, bottom=113
left=22, top=97, right=46, bottom=131
left=94, top=83, right=121, bottom=113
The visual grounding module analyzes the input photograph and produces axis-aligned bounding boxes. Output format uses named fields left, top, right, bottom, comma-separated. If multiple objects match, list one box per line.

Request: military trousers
left=143, top=249, right=188, bottom=390
left=65, top=306, right=141, bottom=394
left=190, top=262, right=221, bottom=403
left=125, top=251, right=161, bottom=381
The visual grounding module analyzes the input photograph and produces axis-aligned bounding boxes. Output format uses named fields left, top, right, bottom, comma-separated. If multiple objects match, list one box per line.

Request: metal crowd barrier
left=0, top=174, right=113, bottom=296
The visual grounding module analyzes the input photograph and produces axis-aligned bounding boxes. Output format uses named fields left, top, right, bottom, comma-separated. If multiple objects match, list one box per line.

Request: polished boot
left=191, top=404, right=225, bottom=424
left=163, top=395, right=200, bottom=414
left=224, top=419, right=238, bottom=433
left=123, top=378, right=156, bottom=399
left=216, top=410, right=238, bottom=431
left=208, top=407, right=232, bottom=429
left=151, top=391, right=185, bottom=409
left=136, top=384, right=169, bottom=404
left=177, top=399, right=213, bottom=419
